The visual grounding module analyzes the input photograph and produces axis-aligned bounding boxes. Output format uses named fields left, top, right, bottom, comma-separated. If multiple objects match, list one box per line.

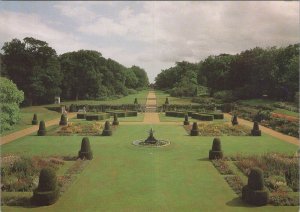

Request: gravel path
left=224, top=113, right=299, bottom=146
left=143, top=91, right=161, bottom=124
left=0, top=113, right=77, bottom=145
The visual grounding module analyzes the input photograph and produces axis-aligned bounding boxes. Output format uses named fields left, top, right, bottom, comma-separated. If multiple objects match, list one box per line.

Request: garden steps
left=0, top=113, right=77, bottom=146
left=224, top=113, right=300, bottom=146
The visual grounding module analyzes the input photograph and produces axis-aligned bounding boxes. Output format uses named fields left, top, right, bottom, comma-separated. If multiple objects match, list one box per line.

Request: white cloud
left=1, top=1, right=298, bottom=82
left=0, top=11, right=90, bottom=54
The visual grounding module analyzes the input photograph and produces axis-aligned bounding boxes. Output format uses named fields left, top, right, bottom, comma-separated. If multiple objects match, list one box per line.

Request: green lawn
left=155, top=90, right=198, bottom=106
left=1, top=90, right=149, bottom=137
left=273, top=109, right=299, bottom=118
left=1, top=106, right=61, bottom=136
left=239, top=99, right=276, bottom=107
left=50, top=90, right=149, bottom=106
left=239, top=99, right=299, bottom=118
left=1, top=125, right=298, bottom=211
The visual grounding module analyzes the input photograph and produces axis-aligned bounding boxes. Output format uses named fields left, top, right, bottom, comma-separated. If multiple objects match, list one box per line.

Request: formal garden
left=1, top=36, right=299, bottom=211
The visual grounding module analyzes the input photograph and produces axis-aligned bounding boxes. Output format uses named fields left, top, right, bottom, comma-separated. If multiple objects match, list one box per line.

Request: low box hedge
left=77, top=113, right=86, bottom=119
left=191, top=113, right=214, bottom=121
left=126, top=111, right=138, bottom=117
left=106, top=111, right=126, bottom=117
left=86, top=113, right=110, bottom=121
left=208, top=113, right=224, bottom=119
left=106, top=110, right=138, bottom=117
left=165, top=111, right=186, bottom=117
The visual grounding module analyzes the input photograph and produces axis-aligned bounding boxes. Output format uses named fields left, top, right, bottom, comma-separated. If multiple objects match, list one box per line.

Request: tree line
left=1, top=37, right=149, bottom=105
left=155, top=44, right=299, bottom=101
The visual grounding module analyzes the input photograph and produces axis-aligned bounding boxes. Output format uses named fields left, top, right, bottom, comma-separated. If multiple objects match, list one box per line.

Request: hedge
left=165, top=111, right=186, bottom=117
left=106, top=111, right=126, bottom=118
left=67, top=104, right=143, bottom=112
left=86, top=113, right=110, bottom=121
left=191, top=113, right=214, bottom=121
left=126, top=111, right=138, bottom=117
left=208, top=113, right=224, bottom=119
left=106, top=110, right=138, bottom=117
left=77, top=113, right=86, bottom=119
left=160, top=103, right=222, bottom=112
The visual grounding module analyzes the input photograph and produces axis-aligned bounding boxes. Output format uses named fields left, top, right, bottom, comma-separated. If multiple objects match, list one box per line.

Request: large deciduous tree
left=0, top=77, right=24, bottom=133
left=1, top=37, right=62, bottom=105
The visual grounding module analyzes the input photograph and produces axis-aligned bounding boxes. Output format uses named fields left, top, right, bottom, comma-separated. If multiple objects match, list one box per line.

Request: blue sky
left=0, top=1, right=299, bottom=82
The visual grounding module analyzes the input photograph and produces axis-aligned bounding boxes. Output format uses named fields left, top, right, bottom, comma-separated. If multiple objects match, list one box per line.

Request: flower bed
left=183, top=123, right=250, bottom=136
left=58, top=122, right=103, bottom=136
left=235, top=153, right=299, bottom=193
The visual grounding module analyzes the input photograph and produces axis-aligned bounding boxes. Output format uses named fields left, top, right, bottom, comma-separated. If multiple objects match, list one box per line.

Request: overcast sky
left=0, top=1, right=299, bottom=82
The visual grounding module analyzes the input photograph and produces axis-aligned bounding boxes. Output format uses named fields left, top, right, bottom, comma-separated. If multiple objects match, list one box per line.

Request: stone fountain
left=132, top=128, right=170, bottom=147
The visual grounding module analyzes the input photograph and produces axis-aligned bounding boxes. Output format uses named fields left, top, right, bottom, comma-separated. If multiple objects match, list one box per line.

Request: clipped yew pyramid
left=165, top=97, right=169, bottom=105
left=231, top=114, right=238, bottom=125
left=209, top=138, right=223, bottom=159
left=37, top=120, right=46, bottom=136
left=32, top=113, right=38, bottom=125
left=59, top=114, right=68, bottom=126
left=251, top=121, right=261, bottom=136
left=78, top=137, right=93, bottom=160
left=183, top=114, right=190, bottom=125
left=242, top=167, right=269, bottom=206
left=112, top=113, right=119, bottom=126
left=31, top=168, right=59, bottom=206
left=102, top=121, right=112, bottom=136
left=190, top=122, right=199, bottom=136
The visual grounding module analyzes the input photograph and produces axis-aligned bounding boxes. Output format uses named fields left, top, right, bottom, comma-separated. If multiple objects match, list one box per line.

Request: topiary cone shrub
left=165, top=97, right=169, bottom=105
left=183, top=114, right=190, bottom=125
left=102, top=121, right=112, bottom=136
left=37, top=121, right=46, bottom=136
left=251, top=121, right=261, bottom=136
left=134, top=98, right=138, bottom=104
left=242, top=167, right=269, bottom=206
left=32, top=113, right=38, bottom=125
left=59, top=114, right=67, bottom=126
left=232, top=114, right=238, bottom=126
left=78, top=137, right=93, bottom=160
left=69, top=104, right=77, bottom=112
left=209, top=138, right=223, bottom=159
left=112, top=113, right=119, bottom=126
left=190, top=122, right=199, bottom=136
left=31, top=168, right=59, bottom=206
